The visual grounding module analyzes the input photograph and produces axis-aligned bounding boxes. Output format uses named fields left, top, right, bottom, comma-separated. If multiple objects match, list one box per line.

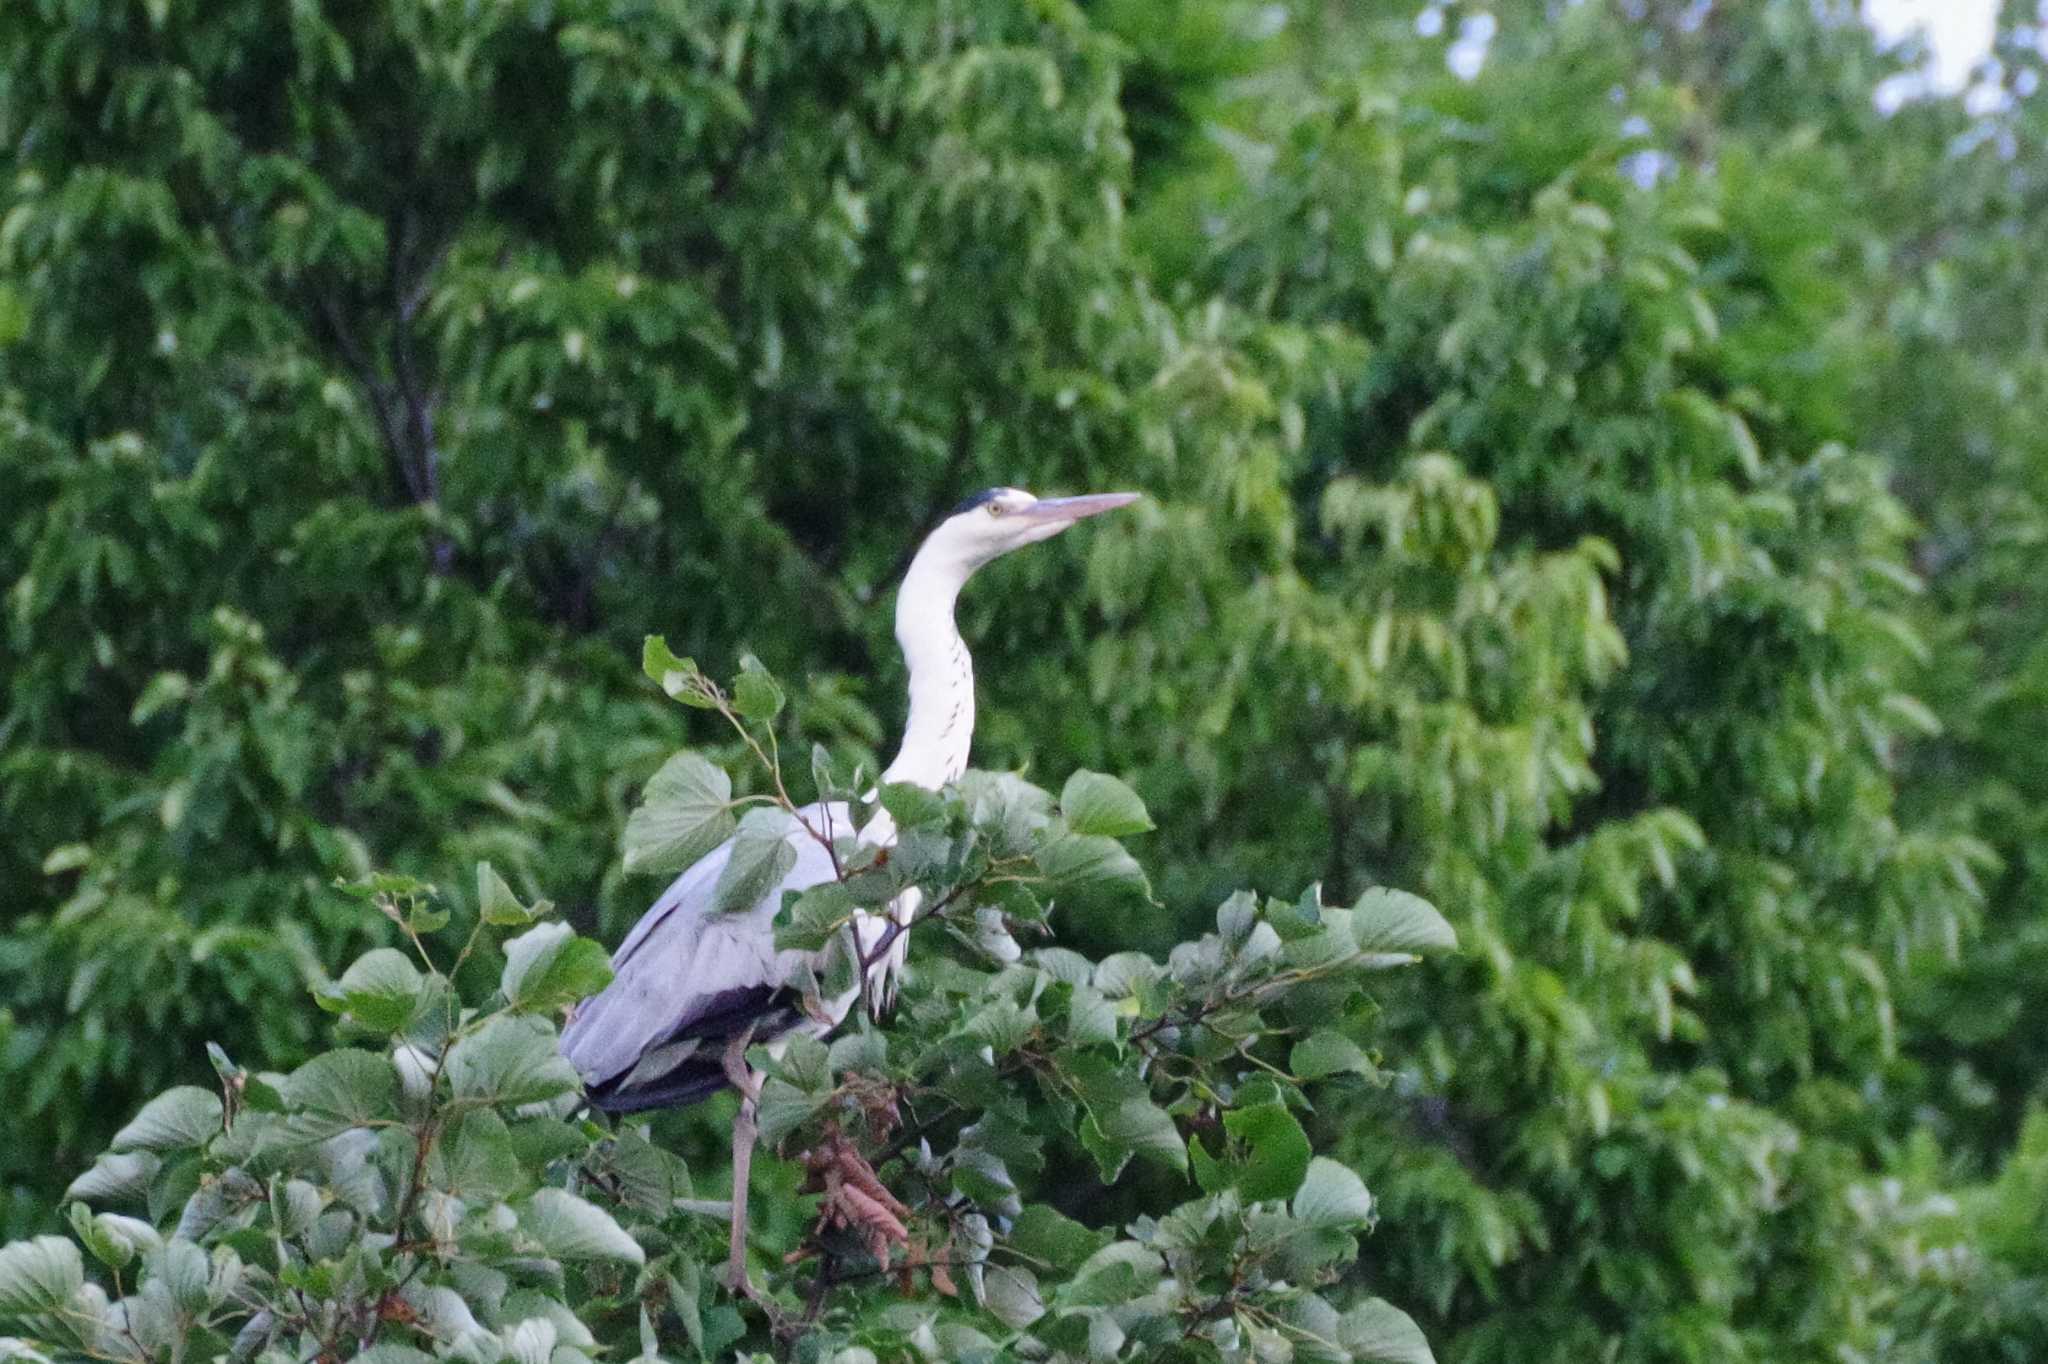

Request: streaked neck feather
left=881, top=548, right=975, bottom=789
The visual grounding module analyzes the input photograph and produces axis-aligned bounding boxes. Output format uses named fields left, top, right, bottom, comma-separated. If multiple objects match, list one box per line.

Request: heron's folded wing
left=559, top=800, right=851, bottom=1091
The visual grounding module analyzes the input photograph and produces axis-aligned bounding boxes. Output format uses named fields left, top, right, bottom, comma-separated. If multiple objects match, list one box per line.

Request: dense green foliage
left=0, top=655, right=1450, bottom=1361
left=6, top=0, right=2048, bottom=1360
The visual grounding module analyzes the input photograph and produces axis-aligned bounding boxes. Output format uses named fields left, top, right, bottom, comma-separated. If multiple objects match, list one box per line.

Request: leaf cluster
left=0, top=658, right=1451, bottom=1363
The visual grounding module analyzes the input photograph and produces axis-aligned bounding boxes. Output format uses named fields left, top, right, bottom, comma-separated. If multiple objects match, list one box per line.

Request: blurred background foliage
left=4, top=0, right=2048, bottom=1359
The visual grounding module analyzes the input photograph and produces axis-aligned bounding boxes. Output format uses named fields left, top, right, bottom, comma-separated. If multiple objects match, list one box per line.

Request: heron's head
left=915, top=487, right=1141, bottom=579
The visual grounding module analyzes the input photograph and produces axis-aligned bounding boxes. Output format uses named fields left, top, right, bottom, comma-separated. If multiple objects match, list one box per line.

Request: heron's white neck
left=881, top=548, right=976, bottom=790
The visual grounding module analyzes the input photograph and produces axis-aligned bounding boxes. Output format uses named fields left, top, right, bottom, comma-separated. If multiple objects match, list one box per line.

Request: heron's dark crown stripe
left=947, top=487, right=1006, bottom=516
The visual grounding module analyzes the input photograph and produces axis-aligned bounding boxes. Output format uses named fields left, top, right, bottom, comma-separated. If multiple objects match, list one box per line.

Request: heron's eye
left=986, top=502, right=1005, bottom=518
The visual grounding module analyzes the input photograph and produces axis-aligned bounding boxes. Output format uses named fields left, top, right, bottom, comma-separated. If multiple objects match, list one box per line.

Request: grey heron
left=559, top=486, right=1139, bottom=1287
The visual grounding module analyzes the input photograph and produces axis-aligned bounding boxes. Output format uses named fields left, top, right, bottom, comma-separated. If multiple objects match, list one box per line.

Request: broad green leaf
left=711, top=809, right=800, bottom=915
left=271, top=1180, right=322, bottom=1237
left=504, top=1317, right=557, bottom=1364
left=1224, top=1103, right=1312, bottom=1202
left=965, top=997, right=1037, bottom=1052
left=602, top=1129, right=689, bottom=1215
left=447, top=1015, right=581, bottom=1106
left=478, top=862, right=538, bottom=926
left=75, top=1209, right=161, bottom=1273
left=1065, top=985, right=1118, bottom=1046
left=1009, top=1205, right=1110, bottom=1266
left=428, top=1110, right=524, bottom=1202
left=878, top=782, right=948, bottom=829
left=0, top=1237, right=82, bottom=1317
left=153, top=1239, right=211, bottom=1312
left=1085, top=1097, right=1186, bottom=1177
left=1094, top=953, right=1163, bottom=998
left=731, top=655, right=785, bottom=721
left=1034, top=833, right=1149, bottom=897
left=353, top=1348, right=435, bottom=1364
left=1291, top=1030, right=1376, bottom=1080
left=111, top=1087, right=222, bottom=1153
left=499, top=1294, right=595, bottom=1351
left=1340, top=1298, right=1436, bottom=1363
left=1189, top=1135, right=1228, bottom=1195
left=755, top=1080, right=826, bottom=1149
left=622, top=752, right=734, bottom=877
left=956, top=770, right=1055, bottom=854
left=1059, top=771, right=1154, bottom=838
left=641, top=636, right=716, bottom=707
left=69, top=1203, right=131, bottom=1271
left=1292, top=1157, right=1374, bottom=1227
left=324, top=949, right=425, bottom=1032
left=522, top=1188, right=645, bottom=1264
left=1348, top=888, right=1457, bottom=955
left=767, top=1032, right=832, bottom=1093
left=1064, top=1241, right=1164, bottom=1308
left=1216, top=890, right=1258, bottom=944
left=281, top=1052, right=399, bottom=1126
left=827, top=1028, right=887, bottom=1075
left=500, top=922, right=613, bottom=1013
left=979, top=1265, right=1045, bottom=1329
left=774, top=883, right=854, bottom=953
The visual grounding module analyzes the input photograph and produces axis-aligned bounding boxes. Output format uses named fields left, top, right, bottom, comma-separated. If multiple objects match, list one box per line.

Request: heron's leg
left=720, top=1030, right=763, bottom=1293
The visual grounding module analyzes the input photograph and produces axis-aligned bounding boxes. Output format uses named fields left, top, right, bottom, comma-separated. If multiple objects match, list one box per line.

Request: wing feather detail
left=561, top=800, right=852, bottom=1102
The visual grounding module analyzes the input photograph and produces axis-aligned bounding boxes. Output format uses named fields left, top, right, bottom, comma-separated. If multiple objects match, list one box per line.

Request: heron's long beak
left=1018, top=492, right=1142, bottom=522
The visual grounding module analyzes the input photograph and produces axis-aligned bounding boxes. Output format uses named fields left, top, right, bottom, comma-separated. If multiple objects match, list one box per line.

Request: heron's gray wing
left=559, top=801, right=850, bottom=1109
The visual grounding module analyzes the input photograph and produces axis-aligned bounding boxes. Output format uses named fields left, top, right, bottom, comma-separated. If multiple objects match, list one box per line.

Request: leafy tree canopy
left=6, top=0, right=2048, bottom=1360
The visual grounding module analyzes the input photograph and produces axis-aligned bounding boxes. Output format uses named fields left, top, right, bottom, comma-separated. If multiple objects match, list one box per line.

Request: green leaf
left=979, top=1265, right=1045, bottom=1330
left=1340, top=1298, right=1436, bottom=1363
left=1292, top=1157, right=1374, bottom=1227
left=1084, top=1097, right=1186, bottom=1178
left=65, top=1152, right=159, bottom=1204
left=1065, top=985, right=1118, bottom=1046
left=111, top=1087, right=222, bottom=1153
left=774, top=883, right=855, bottom=954
left=324, top=949, right=425, bottom=1032
left=154, top=1238, right=211, bottom=1312
left=1093, top=953, right=1163, bottom=999
left=602, top=1129, right=689, bottom=1215
left=1291, top=1030, right=1375, bottom=1081
left=878, top=782, right=948, bottom=829
left=1348, top=888, right=1457, bottom=955
left=282, top=1051, right=400, bottom=1126
left=642, top=636, right=716, bottom=707
left=353, top=1348, right=435, bottom=1364
left=522, top=1188, right=645, bottom=1264
left=1059, top=771, right=1154, bottom=838
left=428, top=1110, right=524, bottom=1202
left=623, top=752, right=735, bottom=877
left=711, top=809, right=799, bottom=915
left=1224, top=1103, right=1313, bottom=1202
left=957, top=771, right=1055, bottom=854
left=447, top=1015, right=582, bottom=1107
left=0, top=1237, right=82, bottom=1318
left=69, top=1203, right=130, bottom=1271
left=827, top=1028, right=887, bottom=1075
left=1189, top=1135, right=1228, bottom=1195
left=478, top=862, right=538, bottom=926
left=1034, top=833, right=1149, bottom=897
left=1009, top=1205, right=1110, bottom=1266
left=501, top=922, right=614, bottom=1013
left=1064, top=1241, right=1164, bottom=1308
left=755, top=1080, right=827, bottom=1149
left=271, top=1180, right=323, bottom=1237
left=731, top=655, right=785, bottom=721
